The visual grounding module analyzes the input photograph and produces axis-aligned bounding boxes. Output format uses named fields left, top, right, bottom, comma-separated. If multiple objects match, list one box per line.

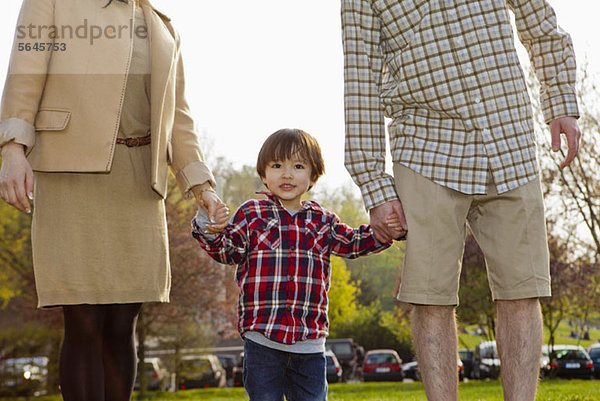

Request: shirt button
left=291, top=245, right=296, bottom=251
left=474, top=97, right=482, bottom=104
left=464, top=67, right=473, bottom=74
left=286, top=306, right=292, bottom=312
left=288, top=276, right=294, bottom=282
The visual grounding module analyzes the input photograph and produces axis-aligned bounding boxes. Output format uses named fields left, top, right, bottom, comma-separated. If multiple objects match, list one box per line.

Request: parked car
left=472, top=341, right=500, bottom=379
left=362, top=349, right=403, bottom=382
left=401, top=360, right=420, bottom=381
left=0, top=356, right=48, bottom=397
left=587, top=345, right=600, bottom=379
left=217, top=354, right=237, bottom=386
left=541, top=345, right=594, bottom=379
left=325, top=338, right=355, bottom=382
left=134, top=357, right=169, bottom=391
left=325, top=350, right=343, bottom=383
left=232, top=351, right=244, bottom=387
left=178, top=355, right=226, bottom=390
left=459, top=349, right=474, bottom=379
left=400, top=358, right=464, bottom=381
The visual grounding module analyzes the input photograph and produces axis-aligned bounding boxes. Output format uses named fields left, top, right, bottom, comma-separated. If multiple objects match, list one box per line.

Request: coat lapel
left=141, top=1, right=176, bottom=144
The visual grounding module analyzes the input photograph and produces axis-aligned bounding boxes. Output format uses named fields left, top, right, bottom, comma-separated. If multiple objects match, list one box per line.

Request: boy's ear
left=261, top=176, right=269, bottom=188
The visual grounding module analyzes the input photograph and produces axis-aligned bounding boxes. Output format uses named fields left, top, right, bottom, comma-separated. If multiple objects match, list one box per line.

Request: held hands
left=550, top=116, right=582, bottom=169
left=386, top=212, right=406, bottom=241
left=192, top=185, right=229, bottom=234
left=369, top=200, right=408, bottom=243
left=0, top=142, right=34, bottom=213
left=203, top=201, right=229, bottom=234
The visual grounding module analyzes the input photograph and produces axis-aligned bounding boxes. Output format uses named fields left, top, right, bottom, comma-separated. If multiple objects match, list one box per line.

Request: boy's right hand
left=202, top=201, right=229, bottom=234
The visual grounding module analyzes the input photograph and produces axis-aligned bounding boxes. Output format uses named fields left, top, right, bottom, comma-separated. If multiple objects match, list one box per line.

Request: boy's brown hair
left=256, top=128, right=325, bottom=183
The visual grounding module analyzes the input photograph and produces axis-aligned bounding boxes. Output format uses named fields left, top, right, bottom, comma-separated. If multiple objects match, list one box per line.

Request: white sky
left=1, top=0, right=598, bottom=194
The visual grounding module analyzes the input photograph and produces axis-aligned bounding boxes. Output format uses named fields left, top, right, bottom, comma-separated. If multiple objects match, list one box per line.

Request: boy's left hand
left=386, top=212, right=407, bottom=240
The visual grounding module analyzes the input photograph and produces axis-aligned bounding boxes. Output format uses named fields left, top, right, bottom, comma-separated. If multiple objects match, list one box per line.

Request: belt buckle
left=125, top=137, right=140, bottom=147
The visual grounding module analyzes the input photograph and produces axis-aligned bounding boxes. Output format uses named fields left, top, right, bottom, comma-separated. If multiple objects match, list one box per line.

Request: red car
left=362, top=349, right=403, bottom=382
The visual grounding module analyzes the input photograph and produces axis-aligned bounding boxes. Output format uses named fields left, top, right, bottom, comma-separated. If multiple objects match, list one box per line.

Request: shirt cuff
left=193, top=207, right=217, bottom=240
left=542, top=93, right=580, bottom=124
left=0, top=118, right=36, bottom=154
left=359, top=175, right=399, bottom=211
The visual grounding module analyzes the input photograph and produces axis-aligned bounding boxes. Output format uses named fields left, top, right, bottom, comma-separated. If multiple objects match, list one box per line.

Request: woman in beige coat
left=0, top=0, right=225, bottom=399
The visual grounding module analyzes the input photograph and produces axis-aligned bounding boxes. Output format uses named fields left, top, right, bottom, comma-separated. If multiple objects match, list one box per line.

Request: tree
left=331, top=302, right=413, bottom=362
left=328, top=257, right=361, bottom=330
left=528, top=64, right=600, bottom=257
left=212, top=159, right=263, bottom=211
left=541, top=232, right=575, bottom=353
left=527, top=63, right=600, bottom=342
left=564, top=255, right=600, bottom=343
left=0, top=199, right=33, bottom=307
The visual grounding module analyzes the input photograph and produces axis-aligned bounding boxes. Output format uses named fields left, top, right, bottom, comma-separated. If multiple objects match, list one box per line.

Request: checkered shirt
left=342, top=0, right=580, bottom=210
left=192, top=192, right=390, bottom=344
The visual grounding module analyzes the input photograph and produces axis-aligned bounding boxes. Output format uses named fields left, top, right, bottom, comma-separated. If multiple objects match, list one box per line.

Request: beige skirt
left=32, top=142, right=170, bottom=307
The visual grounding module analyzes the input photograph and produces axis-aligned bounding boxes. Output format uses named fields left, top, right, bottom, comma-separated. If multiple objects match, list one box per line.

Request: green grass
left=4, top=380, right=598, bottom=401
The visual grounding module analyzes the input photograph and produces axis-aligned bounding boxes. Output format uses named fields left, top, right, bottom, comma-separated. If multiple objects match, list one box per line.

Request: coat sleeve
left=169, top=33, right=216, bottom=196
left=0, top=0, right=55, bottom=153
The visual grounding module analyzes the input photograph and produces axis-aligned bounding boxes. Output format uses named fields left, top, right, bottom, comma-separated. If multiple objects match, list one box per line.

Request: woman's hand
left=192, top=184, right=229, bottom=233
left=0, top=142, right=34, bottom=213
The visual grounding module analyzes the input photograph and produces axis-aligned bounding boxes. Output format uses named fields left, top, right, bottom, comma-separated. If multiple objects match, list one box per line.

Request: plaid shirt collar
left=256, top=191, right=326, bottom=215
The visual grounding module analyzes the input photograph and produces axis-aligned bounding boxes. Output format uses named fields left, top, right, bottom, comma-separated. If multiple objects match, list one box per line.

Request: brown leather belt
left=116, top=133, right=151, bottom=147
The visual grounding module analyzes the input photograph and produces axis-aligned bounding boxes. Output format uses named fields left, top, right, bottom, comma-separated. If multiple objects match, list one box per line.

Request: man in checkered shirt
left=342, top=0, right=581, bottom=399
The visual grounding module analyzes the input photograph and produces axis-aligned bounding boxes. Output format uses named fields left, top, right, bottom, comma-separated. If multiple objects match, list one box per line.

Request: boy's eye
left=294, top=164, right=305, bottom=169
left=271, top=163, right=281, bottom=168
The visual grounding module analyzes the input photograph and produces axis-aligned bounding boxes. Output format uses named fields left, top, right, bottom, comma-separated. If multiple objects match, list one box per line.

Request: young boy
left=192, top=128, right=403, bottom=400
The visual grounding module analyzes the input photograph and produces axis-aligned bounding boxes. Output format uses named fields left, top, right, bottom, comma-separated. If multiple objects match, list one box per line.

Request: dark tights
left=59, top=303, right=142, bottom=401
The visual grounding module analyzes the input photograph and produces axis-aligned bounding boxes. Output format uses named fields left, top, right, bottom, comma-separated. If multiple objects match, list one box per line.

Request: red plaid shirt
left=192, top=192, right=390, bottom=344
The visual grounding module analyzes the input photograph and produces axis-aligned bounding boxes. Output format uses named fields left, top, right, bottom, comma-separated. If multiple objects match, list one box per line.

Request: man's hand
left=550, top=116, right=581, bottom=169
left=0, top=142, right=34, bottom=213
left=369, top=200, right=407, bottom=243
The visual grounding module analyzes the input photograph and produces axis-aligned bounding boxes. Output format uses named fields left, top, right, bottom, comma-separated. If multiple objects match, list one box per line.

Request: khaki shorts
left=394, top=163, right=550, bottom=305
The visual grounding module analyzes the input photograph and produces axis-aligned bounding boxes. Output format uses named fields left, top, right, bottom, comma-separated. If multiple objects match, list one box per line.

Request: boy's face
left=261, top=155, right=315, bottom=211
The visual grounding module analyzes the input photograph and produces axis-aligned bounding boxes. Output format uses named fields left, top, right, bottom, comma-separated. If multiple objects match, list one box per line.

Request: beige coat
left=0, top=0, right=214, bottom=198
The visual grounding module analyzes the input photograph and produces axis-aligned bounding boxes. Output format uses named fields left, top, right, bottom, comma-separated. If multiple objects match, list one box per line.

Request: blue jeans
left=243, top=339, right=327, bottom=401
